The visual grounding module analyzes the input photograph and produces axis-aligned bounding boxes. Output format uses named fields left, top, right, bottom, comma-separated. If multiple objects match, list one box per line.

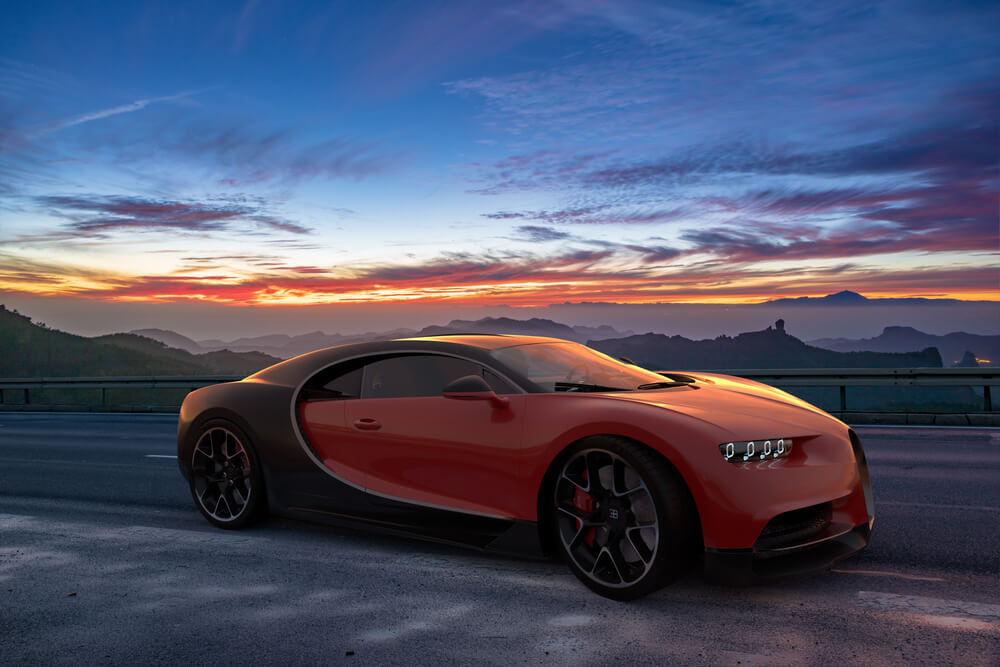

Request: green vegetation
left=0, top=305, right=279, bottom=377
left=0, top=305, right=282, bottom=410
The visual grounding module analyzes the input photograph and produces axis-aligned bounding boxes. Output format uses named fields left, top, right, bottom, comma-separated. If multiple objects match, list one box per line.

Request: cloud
left=155, top=123, right=401, bottom=187
left=623, top=244, right=681, bottom=262
left=576, top=122, right=998, bottom=190
left=514, top=225, right=572, bottom=242
left=483, top=205, right=607, bottom=223
left=4, top=245, right=995, bottom=307
left=233, top=0, right=263, bottom=53
left=483, top=204, right=686, bottom=225
left=356, top=247, right=618, bottom=286
left=448, top=2, right=999, bottom=147
left=34, top=90, right=199, bottom=139
left=32, top=194, right=310, bottom=238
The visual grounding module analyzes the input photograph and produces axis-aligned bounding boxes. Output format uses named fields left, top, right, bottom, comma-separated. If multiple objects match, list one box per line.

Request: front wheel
left=189, top=419, right=265, bottom=529
left=550, top=437, right=696, bottom=600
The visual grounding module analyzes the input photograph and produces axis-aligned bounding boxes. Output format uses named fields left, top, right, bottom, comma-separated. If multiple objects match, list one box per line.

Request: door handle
left=353, top=418, right=381, bottom=431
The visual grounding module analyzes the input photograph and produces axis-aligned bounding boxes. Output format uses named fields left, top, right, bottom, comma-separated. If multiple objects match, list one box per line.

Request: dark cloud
left=623, top=244, right=681, bottom=262
left=484, top=204, right=685, bottom=225
left=581, top=123, right=997, bottom=190
left=690, top=171, right=998, bottom=260
left=34, top=194, right=310, bottom=238
left=514, top=225, right=571, bottom=242
left=358, top=247, right=619, bottom=286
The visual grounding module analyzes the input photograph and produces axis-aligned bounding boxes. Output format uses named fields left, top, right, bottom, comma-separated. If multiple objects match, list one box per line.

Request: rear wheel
left=189, top=420, right=264, bottom=529
left=551, top=436, right=695, bottom=600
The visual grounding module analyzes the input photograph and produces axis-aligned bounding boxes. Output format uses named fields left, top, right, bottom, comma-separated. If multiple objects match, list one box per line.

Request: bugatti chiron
left=177, top=335, right=873, bottom=599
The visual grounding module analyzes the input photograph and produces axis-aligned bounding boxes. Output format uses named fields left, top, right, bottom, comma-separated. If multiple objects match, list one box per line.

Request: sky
left=0, top=1, right=997, bottom=338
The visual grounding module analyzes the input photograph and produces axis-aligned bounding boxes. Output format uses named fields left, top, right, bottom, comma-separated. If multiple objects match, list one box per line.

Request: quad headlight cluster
left=720, top=438, right=793, bottom=463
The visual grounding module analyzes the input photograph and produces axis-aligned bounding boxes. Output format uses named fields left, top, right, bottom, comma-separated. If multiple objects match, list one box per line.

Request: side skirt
left=274, top=504, right=545, bottom=558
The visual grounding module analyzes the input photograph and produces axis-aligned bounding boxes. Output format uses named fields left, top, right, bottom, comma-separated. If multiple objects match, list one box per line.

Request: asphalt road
left=1, top=414, right=997, bottom=665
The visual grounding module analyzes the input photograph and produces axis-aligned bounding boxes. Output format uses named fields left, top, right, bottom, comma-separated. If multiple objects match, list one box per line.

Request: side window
left=361, top=354, right=511, bottom=399
left=323, top=366, right=363, bottom=398
left=300, top=360, right=363, bottom=401
left=484, top=369, right=516, bottom=394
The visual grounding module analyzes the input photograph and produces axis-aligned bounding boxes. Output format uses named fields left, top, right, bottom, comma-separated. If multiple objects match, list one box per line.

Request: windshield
left=490, top=342, right=669, bottom=392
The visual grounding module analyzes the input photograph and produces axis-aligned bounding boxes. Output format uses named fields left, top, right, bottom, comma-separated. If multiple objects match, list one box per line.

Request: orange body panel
left=301, top=372, right=869, bottom=550
left=302, top=395, right=526, bottom=517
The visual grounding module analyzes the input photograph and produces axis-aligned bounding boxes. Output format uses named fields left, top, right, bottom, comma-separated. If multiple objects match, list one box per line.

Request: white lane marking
left=144, top=454, right=177, bottom=459
left=878, top=500, right=1000, bottom=513
left=857, top=591, right=1000, bottom=622
left=832, top=569, right=945, bottom=582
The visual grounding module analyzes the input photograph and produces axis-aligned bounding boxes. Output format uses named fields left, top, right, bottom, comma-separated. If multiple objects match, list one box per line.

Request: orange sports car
left=177, top=335, right=873, bottom=599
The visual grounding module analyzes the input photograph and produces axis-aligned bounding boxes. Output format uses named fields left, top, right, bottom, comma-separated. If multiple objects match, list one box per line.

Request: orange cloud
left=1, top=250, right=995, bottom=307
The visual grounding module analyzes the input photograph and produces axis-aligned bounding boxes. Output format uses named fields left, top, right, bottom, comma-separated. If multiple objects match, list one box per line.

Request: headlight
left=720, top=438, right=793, bottom=463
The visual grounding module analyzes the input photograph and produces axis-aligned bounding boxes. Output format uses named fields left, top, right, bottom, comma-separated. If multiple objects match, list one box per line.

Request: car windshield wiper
left=554, top=381, right=629, bottom=393
left=637, top=374, right=697, bottom=390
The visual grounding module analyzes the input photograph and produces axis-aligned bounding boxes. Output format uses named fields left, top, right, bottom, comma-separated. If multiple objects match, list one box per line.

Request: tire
left=189, top=419, right=265, bottom=529
left=549, top=436, right=696, bottom=600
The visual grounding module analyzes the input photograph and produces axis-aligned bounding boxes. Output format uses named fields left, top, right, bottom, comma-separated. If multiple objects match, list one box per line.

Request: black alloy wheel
left=552, top=436, right=696, bottom=600
left=190, top=420, right=264, bottom=529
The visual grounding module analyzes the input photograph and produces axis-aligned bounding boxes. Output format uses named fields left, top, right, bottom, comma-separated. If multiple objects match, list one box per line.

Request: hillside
left=588, top=321, right=943, bottom=370
left=809, top=326, right=999, bottom=367
left=136, top=317, right=632, bottom=359
left=415, top=317, right=629, bottom=342
left=94, top=333, right=280, bottom=374
left=130, top=328, right=206, bottom=354
left=0, top=305, right=278, bottom=377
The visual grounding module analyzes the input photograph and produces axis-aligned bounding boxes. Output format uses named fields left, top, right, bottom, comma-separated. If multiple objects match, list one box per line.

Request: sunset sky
left=0, top=1, right=997, bottom=337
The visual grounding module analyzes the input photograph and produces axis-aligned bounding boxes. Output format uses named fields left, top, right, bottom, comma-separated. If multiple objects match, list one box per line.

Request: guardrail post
left=24, top=388, right=29, bottom=405
left=840, top=385, right=846, bottom=412
left=101, top=388, right=107, bottom=406
left=986, top=385, right=993, bottom=412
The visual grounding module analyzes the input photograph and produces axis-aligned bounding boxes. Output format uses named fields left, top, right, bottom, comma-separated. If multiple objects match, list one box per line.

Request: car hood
left=611, top=372, right=845, bottom=439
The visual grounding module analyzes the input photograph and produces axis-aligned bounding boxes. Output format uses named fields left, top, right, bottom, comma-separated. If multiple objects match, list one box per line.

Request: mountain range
left=134, top=317, right=634, bottom=360
left=588, top=322, right=943, bottom=370
left=766, top=290, right=973, bottom=306
left=0, top=305, right=279, bottom=377
left=809, top=326, right=999, bottom=366
left=6, top=301, right=995, bottom=381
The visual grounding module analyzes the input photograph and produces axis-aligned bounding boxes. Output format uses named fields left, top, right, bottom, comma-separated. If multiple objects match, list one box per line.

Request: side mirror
left=442, top=375, right=509, bottom=408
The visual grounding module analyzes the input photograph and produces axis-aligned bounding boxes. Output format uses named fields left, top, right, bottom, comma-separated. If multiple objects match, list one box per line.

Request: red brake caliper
left=573, top=470, right=596, bottom=547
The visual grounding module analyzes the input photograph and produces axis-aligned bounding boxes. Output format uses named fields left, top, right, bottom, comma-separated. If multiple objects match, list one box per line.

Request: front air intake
left=755, top=502, right=833, bottom=549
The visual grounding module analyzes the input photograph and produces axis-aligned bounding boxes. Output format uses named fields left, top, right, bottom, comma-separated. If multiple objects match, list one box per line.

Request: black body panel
left=702, top=522, right=870, bottom=586
left=176, top=340, right=547, bottom=555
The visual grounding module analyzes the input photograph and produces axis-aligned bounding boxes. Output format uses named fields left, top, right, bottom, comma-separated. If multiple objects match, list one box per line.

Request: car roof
left=247, top=334, right=569, bottom=386
left=393, top=334, right=562, bottom=350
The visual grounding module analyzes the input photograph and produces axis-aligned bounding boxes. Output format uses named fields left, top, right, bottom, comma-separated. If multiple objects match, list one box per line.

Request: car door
left=343, top=354, right=526, bottom=518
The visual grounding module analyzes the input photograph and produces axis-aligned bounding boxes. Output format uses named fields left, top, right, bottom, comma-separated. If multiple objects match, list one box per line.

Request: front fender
left=519, top=393, right=731, bottom=522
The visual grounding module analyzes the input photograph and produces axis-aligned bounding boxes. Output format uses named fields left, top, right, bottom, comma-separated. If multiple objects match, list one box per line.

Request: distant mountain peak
left=766, top=290, right=869, bottom=305
left=825, top=290, right=868, bottom=302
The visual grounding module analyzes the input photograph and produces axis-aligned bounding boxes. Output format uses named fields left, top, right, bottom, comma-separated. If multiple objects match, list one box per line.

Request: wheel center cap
left=605, top=500, right=628, bottom=530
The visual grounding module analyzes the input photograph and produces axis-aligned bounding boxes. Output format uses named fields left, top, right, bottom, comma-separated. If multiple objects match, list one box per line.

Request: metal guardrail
left=728, top=368, right=997, bottom=412
left=0, top=375, right=242, bottom=407
left=0, top=368, right=995, bottom=411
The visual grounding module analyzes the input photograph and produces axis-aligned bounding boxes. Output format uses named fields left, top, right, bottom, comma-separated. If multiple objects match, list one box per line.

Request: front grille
left=755, top=502, right=832, bottom=549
